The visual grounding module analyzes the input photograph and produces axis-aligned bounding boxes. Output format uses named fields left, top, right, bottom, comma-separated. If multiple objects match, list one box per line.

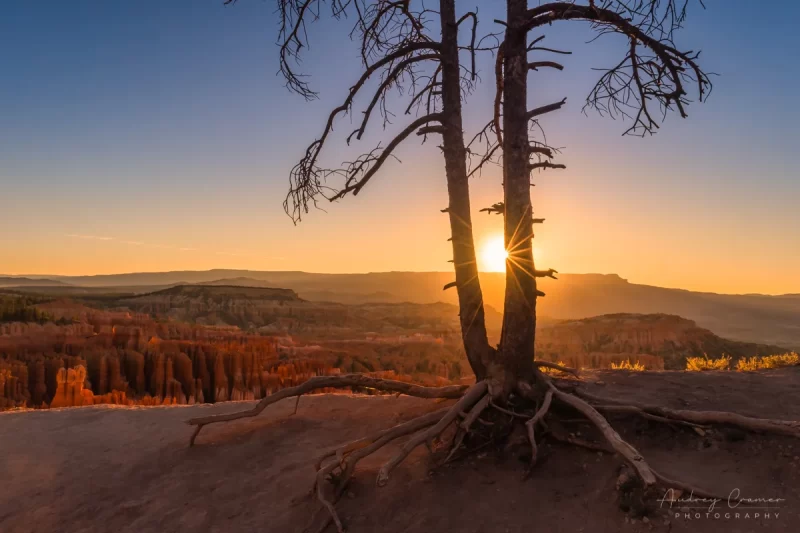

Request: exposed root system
left=185, top=372, right=800, bottom=532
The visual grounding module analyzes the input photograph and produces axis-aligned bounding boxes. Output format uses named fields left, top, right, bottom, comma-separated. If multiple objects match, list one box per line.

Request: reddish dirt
left=1, top=368, right=799, bottom=533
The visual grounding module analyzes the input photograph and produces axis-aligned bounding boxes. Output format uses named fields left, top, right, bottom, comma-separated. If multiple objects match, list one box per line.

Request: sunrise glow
left=480, top=236, right=508, bottom=272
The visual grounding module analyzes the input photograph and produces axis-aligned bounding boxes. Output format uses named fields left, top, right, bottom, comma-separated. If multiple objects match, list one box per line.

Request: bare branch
left=529, top=162, right=566, bottom=171
left=526, top=98, right=567, bottom=120
left=529, top=146, right=554, bottom=158
left=493, top=45, right=505, bottom=145
left=479, top=202, right=504, bottom=215
left=521, top=2, right=711, bottom=136
left=457, top=11, right=479, bottom=81
left=530, top=46, right=573, bottom=55
left=533, top=268, right=558, bottom=279
left=283, top=41, right=443, bottom=221
left=528, top=61, right=564, bottom=71
left=417, top=125, right=445, bottom=135
left=330, top=113, right=444, bottom=200
left=348, top=53, right=441, bottom=144
left=465, top=119, right=502, bottom=178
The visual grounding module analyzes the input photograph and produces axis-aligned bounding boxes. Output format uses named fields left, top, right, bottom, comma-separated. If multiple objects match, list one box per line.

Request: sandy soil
left=2, top=369, right=799, bottom=533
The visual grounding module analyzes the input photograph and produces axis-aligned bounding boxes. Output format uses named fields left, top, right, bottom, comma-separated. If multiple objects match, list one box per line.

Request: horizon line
left=2, top=269, right=798, bottom=298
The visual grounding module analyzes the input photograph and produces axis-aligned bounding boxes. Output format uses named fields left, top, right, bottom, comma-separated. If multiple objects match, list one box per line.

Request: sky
left=1, top=0, right=798, bottom=295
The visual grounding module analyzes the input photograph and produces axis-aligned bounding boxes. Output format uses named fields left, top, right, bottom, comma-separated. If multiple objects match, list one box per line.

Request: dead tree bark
left=439, top=0, right=492, bottom=379
left=495, top=0, right=540, bottom=394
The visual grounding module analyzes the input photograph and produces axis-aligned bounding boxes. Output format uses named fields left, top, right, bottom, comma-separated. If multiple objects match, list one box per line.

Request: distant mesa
left=198, top=277, right=281, bottom=288
left=0, top=277, right=70, bottom=288
left=5, top=269, right=800, bottom=349
left=137, top=283, right=302, bottom=301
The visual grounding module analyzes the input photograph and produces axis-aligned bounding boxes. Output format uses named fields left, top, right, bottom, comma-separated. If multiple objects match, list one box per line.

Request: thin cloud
left=66, top=234, right=115, bottom=241
left=216, top=250, right=253, bottom=257
left=66, top=234, right=256, bottom=258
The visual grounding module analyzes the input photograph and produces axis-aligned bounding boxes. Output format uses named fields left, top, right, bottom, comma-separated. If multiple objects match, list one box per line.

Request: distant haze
left=4, top=269, right=799, bottom=350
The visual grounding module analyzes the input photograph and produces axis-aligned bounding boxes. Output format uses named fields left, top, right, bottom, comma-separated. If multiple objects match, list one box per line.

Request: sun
left=480, top=235, right=508, bottom=272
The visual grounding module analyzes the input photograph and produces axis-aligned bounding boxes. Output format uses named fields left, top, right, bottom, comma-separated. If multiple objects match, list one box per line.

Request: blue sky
left=1, top=1, right=798, bottom=294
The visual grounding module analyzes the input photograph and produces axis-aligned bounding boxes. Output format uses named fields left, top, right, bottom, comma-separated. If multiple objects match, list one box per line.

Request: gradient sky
left=1, top=1, right=798, bottom=294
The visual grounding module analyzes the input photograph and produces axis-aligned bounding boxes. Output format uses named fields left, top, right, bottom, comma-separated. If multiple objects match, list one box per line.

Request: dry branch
left=533, top=268, right=559, bottom=279
left=528, top=61, right=564, bottom=71
left=522, top=2, right=712, bottom=136
left=529, top=162, right=566, bottom=171
left=526, top=98, right=567, bottom=120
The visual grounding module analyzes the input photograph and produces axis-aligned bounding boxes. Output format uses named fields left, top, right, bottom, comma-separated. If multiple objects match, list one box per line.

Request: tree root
left=312, top=408, right=451, bottom=533
left=488, top=398, right=532, bottom=419
left=446, top=393, right=491, bottom=463
left=181, top=372, right=800, bottom=531
left=575, top=389, right=800, bottom=438
left=314, top=407, right=451, bottom=472
left=306, top=381, right=488, bottom=532
left=526, top=388, right=552, bottom=469
left=594, top=404, right=707, bottom=429
left=185, top=374, right=467, bottom=446
left=549, top=383, right=657, bottom=487
left=376, top=381, right=488, bottom=486
left=547, top=430, right=611, bottom=453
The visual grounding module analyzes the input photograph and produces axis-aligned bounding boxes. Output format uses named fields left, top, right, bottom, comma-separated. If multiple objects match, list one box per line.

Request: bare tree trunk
left=439, top=0, right=492, bottom=380
left=498, top=0, right=537, bottom=390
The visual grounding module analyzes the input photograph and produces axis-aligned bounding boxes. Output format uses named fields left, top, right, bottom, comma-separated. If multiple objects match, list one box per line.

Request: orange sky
left=3, top=158, right=798, bottom=296
left=3, top=1, right=799, bottom=296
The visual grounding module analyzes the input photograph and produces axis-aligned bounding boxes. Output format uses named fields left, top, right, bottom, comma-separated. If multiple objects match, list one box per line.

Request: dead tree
left=491, top=0, right=714, bottom=390
left=185, top=2, right=800, bottom=531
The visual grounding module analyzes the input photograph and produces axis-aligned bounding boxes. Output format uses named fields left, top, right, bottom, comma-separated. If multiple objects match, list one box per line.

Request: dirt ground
left=2, top=368, right=799, bottom=533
